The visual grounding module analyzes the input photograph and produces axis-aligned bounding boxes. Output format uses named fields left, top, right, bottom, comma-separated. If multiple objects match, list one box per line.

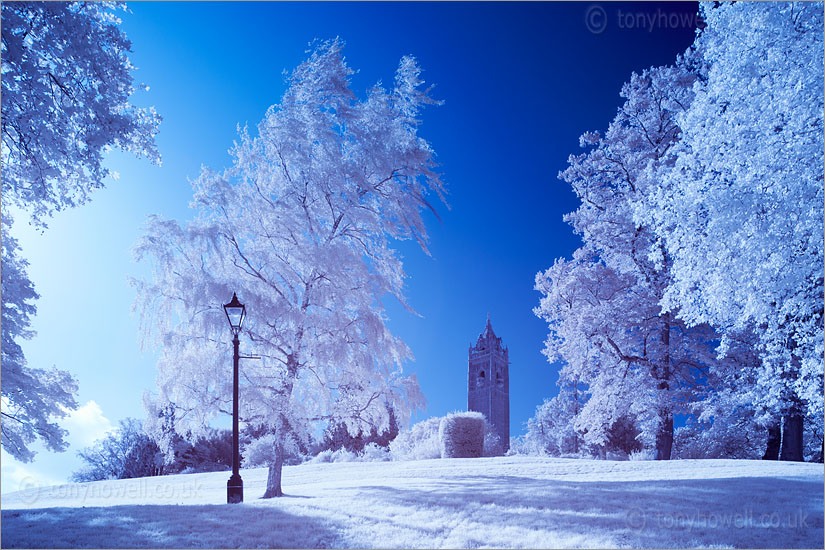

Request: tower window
left=477, top=370, right=486, bottom=388
left=496, top=372, right=503, bottom=386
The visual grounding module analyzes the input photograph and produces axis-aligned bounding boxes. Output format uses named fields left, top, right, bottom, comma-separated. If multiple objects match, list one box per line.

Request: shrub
left=71, top=418, right=164, bottom=482
left=390, top=416, right=442, bottom=461
left=307, top=449, right=334, bottom=464
left=242, top=433, right=280, bottom=467
left=606, top=416, right=643, bottom=455
left=439, top=412, right=485, bottom=458
left=672, top=417, right=766, bottom=460
left=391, top=413, right=504, bottom=461
left=361, top=442, right=391, bottom=462
left=482, top=419, right=504, bottom=457
left=306, top=447, right=361, bottom=464
left=628, top=449, right=655, bottom=461
left=319, top=406, right=401, bottom=454
left=175, top=428, right=232, bottom=472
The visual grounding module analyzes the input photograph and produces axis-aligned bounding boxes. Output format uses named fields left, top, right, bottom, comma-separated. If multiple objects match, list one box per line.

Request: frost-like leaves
left=537, top=59, right=733, bottom=457
left=647, top=2, right=824, bottom=421
left=1, top=1, right=160, bottom=228
left=1, top=215, right=79, bottom=461
left=523, top=385, right=585, bottom=456
left=1, top=2, right=157, bottom=461
left=134, top=40, right=441, bottom=468
left=391, top=412, right=500, bottom=460
left=389, top=416, right=442, bottom=460
left=535, top=1, right=824, bottom=460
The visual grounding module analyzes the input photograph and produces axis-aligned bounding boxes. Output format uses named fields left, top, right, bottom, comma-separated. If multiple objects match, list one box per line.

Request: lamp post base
left=227, top=474, right=244, bottom=504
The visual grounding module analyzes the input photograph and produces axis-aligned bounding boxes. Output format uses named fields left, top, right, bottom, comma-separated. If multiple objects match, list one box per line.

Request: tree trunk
left=654, top=314, right=673, bottom=461
left=572, top=379, right=579, bottom=455
left=762, top=421, right=781, bottom=460
left=261, top=355, right=299, bottom=499
left=262, top=450, right=284, bottom=498
left=777, top=348, right=805, bottom=462
left=780, top=412, right=804, bottom=462
left=654, top=412, right=673, bottom=460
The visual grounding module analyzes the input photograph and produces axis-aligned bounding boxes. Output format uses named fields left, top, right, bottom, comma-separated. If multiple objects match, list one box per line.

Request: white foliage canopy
left=134, top=40, right=442, bottom=461
left=642, top=2, right=824, bottom=419
left=533, top=3, right=824, bottom=458
left=1, top=1, right=157, bottom=461
left=535, top=60, right=721, bottom=454
left=524, top=385, right=583, bottom=456
left=0, top=215, right=79, bottom=462
left=1, top=1, right=160, bottom=227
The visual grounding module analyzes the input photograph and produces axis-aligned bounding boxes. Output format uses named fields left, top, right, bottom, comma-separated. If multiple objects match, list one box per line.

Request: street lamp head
left=223, top=292, right=246, bottom=336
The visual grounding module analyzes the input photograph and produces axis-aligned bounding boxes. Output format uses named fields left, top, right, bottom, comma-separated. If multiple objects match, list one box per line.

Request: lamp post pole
left=224, top=292, right=246, bottom=504
left=227, top=331, right=243, bottom=503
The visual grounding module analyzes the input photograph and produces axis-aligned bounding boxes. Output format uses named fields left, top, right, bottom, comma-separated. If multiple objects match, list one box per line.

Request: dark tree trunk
left=762, top=421, right=781, bottom=460
left=261, top=354, right=299, bottom=499
left=654, top=412, right=674, bottom=460
left=654, top=314, right=673, bottom=461
left=572, top=379, right=580, bottom=455
left=262, top=450, right=284, bottom=498
left=780, top=412, right=804, bottom=462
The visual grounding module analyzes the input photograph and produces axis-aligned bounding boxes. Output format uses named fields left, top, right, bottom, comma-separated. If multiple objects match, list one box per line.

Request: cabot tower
left=468, top=315, right=510, bottom=450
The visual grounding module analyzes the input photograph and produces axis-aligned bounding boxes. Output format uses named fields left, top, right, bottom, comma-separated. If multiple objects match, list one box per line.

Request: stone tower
left=468, top=315, right=510, bottom=451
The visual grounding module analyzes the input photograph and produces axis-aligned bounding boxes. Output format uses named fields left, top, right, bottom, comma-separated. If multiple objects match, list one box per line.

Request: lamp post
left=224, top=292, right=246, bottom=504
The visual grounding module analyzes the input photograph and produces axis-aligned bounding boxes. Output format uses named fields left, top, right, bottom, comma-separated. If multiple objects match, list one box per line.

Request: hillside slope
left=2, top=456, right=822, bottom=548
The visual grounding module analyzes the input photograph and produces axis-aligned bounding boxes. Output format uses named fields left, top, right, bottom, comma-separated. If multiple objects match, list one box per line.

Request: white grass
left=1, top=456, right=822, bottom=548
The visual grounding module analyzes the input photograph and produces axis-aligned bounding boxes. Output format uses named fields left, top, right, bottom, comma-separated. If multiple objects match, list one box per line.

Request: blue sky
left=2, top=1, right=699, bottom=490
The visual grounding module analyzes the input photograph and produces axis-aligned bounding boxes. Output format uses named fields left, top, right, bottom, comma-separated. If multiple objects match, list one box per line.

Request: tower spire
left=483, top=313, right=495, bottom=339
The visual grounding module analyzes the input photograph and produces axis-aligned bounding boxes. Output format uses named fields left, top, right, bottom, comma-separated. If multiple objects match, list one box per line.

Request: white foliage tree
left=1, top=214, right=78, bottom=462
left=1, top=1, right=159, bottom=461
left=524, top=382, right=583, bottom=457
left=536, top=61, right=723, bottom=460
left=1, top=1, right=160, bottom=226
left=673, top=332, right=771, bottom=459
left=642, top=2, right=824, bottom=461
left=134, top=40, right=441, bottom=497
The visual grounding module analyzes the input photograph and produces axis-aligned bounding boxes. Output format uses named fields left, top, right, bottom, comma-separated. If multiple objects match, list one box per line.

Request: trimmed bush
left=439, top=412, right=485, bottom=458
left=391, top=413, right=501, bottom=461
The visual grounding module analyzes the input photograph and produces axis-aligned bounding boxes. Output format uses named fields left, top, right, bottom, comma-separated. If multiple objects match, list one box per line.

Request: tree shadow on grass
left=1, top=503, right=341, bottom=549
left=345, top=475, right=823, bottom=549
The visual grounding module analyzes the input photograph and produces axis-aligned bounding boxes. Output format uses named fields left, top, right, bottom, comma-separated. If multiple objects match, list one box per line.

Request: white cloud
left=62, top=400, right=114, bottom=449
left=0, top=450, right=61, bottom=494
left=0, top=401, right=114, bottom=493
